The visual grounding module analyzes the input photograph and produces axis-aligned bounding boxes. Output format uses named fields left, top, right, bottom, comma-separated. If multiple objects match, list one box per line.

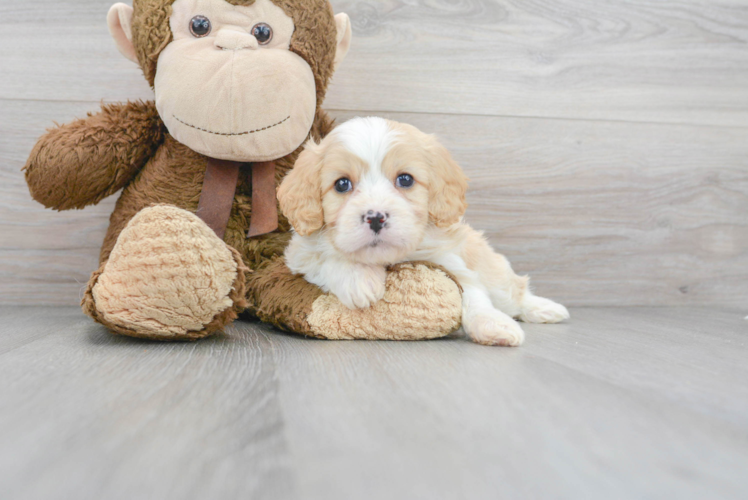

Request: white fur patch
left=331, top=117, right=399, bottom=175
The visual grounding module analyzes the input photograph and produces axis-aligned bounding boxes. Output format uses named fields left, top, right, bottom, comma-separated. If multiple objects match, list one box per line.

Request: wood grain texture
left=0, top=307, right=297, bottom=500
left=0, top=306, right=747, bottom=499
left=266, top=307, right=748, bottom=500
left=3, top=101, right=746, bottom=306
left=1, top=0, right=747, bottom=306
left=1, top=0, right=748, bottom=126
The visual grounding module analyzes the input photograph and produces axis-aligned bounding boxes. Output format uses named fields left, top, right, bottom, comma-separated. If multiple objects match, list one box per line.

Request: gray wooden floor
left=1, top=306, right=747, bottom=500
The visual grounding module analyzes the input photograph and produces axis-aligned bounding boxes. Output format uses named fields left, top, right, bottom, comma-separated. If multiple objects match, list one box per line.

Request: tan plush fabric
left=307, top=262, right=463, bottom=340
left=155, top=0, right=319, bottom=162
left=90, top=205, right=246, bottom=338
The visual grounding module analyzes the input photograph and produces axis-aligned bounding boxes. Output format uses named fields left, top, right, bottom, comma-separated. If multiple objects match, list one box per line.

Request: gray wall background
left=1, top=0, right=746, bottom=306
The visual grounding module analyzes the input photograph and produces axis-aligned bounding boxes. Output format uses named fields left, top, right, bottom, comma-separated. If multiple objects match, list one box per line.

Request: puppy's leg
left=305, top=259, right=387, bottom=310
left=460, top=227, right=569, bottom=324
left=326, top=262, right=388, bottom=310
left=462, top=285, right=525, bottom=346
left=518, top=292, right=570, bottom=324
left=430, top=253, right=524, bottom=346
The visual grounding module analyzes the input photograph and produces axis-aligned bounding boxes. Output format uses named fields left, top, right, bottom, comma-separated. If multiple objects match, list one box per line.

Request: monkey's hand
left=245, top=259, right=462, bottom=341
left=24, top=101, right=165, bottom=210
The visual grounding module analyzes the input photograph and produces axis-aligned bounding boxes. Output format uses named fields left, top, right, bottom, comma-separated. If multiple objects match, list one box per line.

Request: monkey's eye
left=251, top=23, right=273, bottom=45
left=396, top=174, right=415, bottom=188
left=189, top=16, right=212, bottom=37
left=334, top=178, right=353, bottom=193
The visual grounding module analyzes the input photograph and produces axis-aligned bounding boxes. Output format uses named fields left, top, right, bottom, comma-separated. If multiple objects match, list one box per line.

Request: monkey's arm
left=245, top=257, right=462, bottom=340
left=24, top=101, right=165, bottom=210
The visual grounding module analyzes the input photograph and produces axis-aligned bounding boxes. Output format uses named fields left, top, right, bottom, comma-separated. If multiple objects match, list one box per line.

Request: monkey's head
left=108, top=0, right=352, bottom=161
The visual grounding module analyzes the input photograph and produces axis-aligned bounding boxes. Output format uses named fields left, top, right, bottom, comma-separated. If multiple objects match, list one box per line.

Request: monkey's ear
left=107, top=3, right=138, bottom=63
left=278, top=141, right=325, bottom=236
left=333, top=13, right=353, bottom=72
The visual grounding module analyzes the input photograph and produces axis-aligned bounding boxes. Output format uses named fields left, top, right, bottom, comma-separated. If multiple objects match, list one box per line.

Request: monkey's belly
left=97, top=135, right=294, bottom=273
left=99, top=137, right=244, bottom=262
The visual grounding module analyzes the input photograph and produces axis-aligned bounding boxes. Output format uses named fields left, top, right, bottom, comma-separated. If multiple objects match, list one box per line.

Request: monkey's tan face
left=154, top=0, right=317, bottom=162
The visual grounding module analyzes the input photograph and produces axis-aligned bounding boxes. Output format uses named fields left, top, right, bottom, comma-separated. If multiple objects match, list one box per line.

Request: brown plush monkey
left=24, top=0, right=462, bottom=341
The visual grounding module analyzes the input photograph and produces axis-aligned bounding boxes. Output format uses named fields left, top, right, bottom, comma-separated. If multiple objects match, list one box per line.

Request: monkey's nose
left=214, top=29, right=259, bottom=51
left=364, top=211, right=388, bottom=234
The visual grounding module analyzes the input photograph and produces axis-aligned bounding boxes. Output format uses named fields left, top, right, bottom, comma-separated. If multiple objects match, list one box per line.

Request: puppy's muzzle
left=364, top=210, right=388, bottom=234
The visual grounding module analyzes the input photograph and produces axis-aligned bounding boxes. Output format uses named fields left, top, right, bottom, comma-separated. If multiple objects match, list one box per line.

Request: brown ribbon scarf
left=196, top=158, right=278, bottom=240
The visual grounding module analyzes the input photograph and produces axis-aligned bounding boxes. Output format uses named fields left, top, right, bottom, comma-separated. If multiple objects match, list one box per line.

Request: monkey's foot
left=247, top=260, right=462, bottom=341
left=83, top=205, right=248, bottom=340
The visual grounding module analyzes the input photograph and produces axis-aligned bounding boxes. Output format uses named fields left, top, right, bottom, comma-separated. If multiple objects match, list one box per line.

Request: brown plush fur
left=24, top=101, right=165, bottom=210
left=244, top=256, right=326, bottom=335
left=92, top=108, right=333, bottom=266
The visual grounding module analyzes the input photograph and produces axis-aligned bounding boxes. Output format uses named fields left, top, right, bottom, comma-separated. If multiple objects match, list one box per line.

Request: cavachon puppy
left=278, top=117, right=569, bottom=346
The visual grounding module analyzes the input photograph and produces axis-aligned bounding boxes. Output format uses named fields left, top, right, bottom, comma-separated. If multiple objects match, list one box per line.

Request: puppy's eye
left=334, top=178, right=353, bottom=193
left=251, top=23, right=273, bottom=45
left=396, top=173, right=415, bottom=188
left=190, top=16, right=212, bottom=37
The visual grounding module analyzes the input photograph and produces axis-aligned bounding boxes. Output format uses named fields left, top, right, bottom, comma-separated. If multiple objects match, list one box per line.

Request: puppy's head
left=278, top=117, right=468, bottom=265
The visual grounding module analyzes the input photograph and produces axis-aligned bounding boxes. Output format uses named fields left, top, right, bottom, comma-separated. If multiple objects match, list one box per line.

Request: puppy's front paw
left=520, top=295, right=570, bottom=324
left=464, top=309, right=525, bottom=347
left=330, top=266, right=387, bottom=309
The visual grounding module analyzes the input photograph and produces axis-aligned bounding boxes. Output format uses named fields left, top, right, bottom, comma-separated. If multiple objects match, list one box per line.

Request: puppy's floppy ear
left=425, top=135, right=468, bottom=227
left=278, top=140, right=325, bottom=236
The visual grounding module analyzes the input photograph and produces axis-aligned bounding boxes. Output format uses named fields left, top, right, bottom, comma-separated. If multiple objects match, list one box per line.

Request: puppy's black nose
left=364, top=211, right=388, bottom=234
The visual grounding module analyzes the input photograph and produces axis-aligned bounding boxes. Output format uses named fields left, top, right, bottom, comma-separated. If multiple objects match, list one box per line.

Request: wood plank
left=1, top=306, right=746, bottom=499
left=4, top=99, right=745, bottom=306
left=1, top=0, right=747, bottom=126
left=262, top=307, right=748, bottom=499
left=0, top=306, right=76, bottom=355
left=523, top=307, right=748, bottom=425
left=0, top=309, right=297, bottom=500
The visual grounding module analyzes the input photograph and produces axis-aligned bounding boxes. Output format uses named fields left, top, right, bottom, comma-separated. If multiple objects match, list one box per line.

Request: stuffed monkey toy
left=24, top=0, right=462, bottom=341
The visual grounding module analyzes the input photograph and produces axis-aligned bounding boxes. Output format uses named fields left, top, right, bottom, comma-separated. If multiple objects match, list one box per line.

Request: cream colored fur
left=281, top=117, right=570, bottom=346
left=92, top=205, right=239, bottom=337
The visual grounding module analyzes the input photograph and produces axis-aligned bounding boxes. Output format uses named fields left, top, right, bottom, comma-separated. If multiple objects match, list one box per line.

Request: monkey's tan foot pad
left=247, top=259, right=462, bottom=341
left=83, top=205, right=248, bottom=341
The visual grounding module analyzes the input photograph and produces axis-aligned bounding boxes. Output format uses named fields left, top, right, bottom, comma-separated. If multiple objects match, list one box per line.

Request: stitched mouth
left=172, top=115, right=291, bottom=137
